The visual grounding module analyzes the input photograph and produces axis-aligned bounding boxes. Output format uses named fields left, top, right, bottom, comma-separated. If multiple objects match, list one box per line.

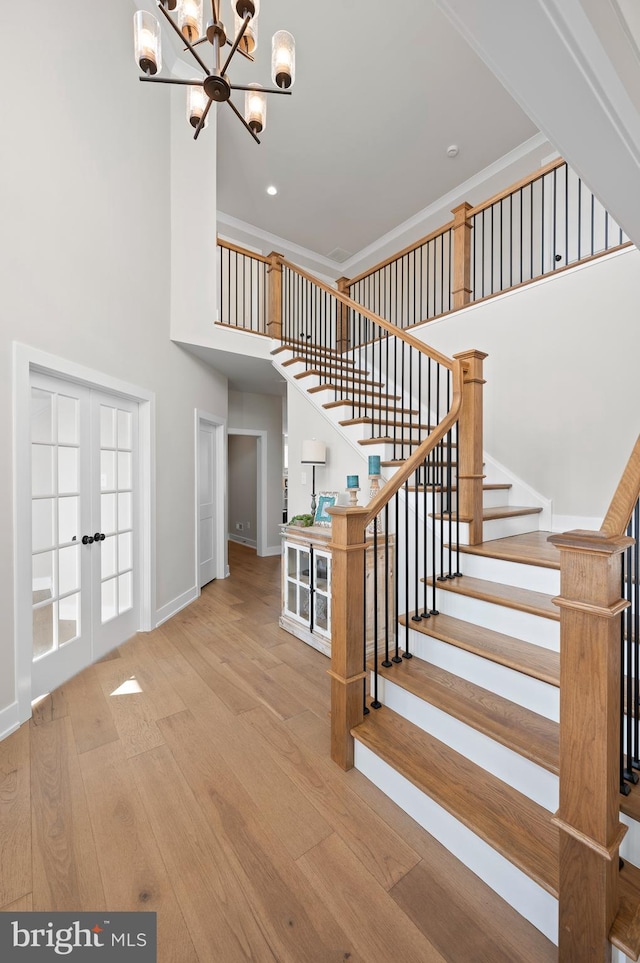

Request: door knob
left=94, top=532, right=106, bottom=542
left=82, top=535, right=94, bottom=545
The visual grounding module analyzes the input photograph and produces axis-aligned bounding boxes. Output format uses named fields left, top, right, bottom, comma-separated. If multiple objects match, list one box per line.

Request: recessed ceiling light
left=266, top=185, right=278, bottom=196
left=446, top=144, right=459, bottom=158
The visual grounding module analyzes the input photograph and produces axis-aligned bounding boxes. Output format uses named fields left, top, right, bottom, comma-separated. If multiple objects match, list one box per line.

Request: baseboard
left=155, top=585, right=199, bottom=627
left=262, top=544, right=282, bottom=557
left=551, top=513, right=602, bottom=533
left=0, top=701, right=20, bottom=743
left=228, top=534, right=257, bottom=549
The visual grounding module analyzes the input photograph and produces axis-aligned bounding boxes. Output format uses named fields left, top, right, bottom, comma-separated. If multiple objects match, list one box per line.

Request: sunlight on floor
left=110, top=676, right=143, bottom=696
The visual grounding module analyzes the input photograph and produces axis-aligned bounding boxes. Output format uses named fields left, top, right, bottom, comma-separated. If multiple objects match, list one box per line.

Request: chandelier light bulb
left=133, top=11, right=162, bottom=76
left=177, top=0, right=203, bottom=43
left=235, top=9, right=259, bottom=54
left=187, top=85, right=208, bottom=129
left=245, top=84, right=267, bottom=134
left=271, top=31, right=295, bottom=89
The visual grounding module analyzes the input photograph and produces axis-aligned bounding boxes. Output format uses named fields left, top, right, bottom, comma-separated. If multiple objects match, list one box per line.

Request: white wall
left=286, top=385, right=369, bottom=519
left=0, top=0, right=228, bottom=719
left=227, top=391, right=284, bottom=553
left=416, top=247, right=640, bottom=519
left=228, top=435, right=258, bottom=544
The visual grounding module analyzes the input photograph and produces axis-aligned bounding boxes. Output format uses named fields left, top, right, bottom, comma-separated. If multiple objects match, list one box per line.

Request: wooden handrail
left=280, top=258, right=455, bottom=370
left=601, top=434, right=640, bottom=537
left=216, top=237, right=271, bottom=264
left=468, top=157, right=566, bottom=218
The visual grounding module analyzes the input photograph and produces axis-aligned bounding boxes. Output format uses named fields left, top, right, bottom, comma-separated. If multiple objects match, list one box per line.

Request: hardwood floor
left=0, top=542, right=555, bottom=962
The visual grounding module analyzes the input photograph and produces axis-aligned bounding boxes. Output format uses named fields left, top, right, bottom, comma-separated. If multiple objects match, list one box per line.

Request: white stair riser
left=621, top=812, right=640, bottom=866
left=375, top=674, right=559, bottom=811
left=430, top=589, right=560, bottom=649
left=404, top=628, right=559, bottom=720
left=481, top=488, right=513, bottom=509
left=354, top=741, right=558, bottom=945
left=458, top=552, right=560, bottom=595
left=455, top=513, right=541, bottom=545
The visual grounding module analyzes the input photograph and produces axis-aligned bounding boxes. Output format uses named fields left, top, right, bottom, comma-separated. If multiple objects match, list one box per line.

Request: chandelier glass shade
left=133, top=0, right=295, bottom=143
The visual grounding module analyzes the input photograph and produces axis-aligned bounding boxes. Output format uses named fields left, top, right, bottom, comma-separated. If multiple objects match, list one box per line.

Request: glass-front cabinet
left=284, top=537, right=331, bottom=640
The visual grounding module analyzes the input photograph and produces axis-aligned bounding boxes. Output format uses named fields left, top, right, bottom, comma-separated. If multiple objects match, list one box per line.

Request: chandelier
left=133, top=1, right=296, bottom=142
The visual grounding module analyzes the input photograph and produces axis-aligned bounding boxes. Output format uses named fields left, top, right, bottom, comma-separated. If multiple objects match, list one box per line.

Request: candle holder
left=346, top=487, right=360, bottom=507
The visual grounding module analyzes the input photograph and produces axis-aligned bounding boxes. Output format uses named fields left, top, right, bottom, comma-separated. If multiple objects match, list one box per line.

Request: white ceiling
left=210, top=0, right=538, bottom=263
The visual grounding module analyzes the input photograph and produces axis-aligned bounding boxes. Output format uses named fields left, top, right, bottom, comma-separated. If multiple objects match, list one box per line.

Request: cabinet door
left=284, top=541, right=311, bottom=626
left=312, top=549, right=331, bottom=638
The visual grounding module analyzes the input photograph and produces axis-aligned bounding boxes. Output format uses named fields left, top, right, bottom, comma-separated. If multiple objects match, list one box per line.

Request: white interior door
left=30, top=375, right=92, bottom=699
left=198, top=422, right=217, bottom=587
left=30, top=374, right=139, bottom=700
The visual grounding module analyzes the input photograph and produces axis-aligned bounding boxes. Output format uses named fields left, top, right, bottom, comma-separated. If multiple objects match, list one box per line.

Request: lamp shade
left=177, top=0, right=203, bottom=43
left=272, top=30, right=295, bottom=89
left=301, top=440, right=326, bottom=465
left=133, top=11, right=162, bottom=75
left=245, top=84, right=267, bottom=134
left=187, top=85, right=207, bottom=128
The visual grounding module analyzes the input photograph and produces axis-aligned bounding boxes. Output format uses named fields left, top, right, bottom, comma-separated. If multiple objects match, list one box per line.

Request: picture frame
left=314, top=491, right=338, bottom=527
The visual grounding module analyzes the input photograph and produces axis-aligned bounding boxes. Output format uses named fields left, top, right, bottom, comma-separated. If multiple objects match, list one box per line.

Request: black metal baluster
left=622, top=550, right=631, bottom=794
left=412, top=461, right=421, bottom=623
left=403, top=478, right=412, bottom=659
left=393, top=491, right=402, bottom=663
left=633, top=502, right=640, bottom=768
left=363, top=542, right=370, bottom=714
left=382, top=508, right=392, bottom=668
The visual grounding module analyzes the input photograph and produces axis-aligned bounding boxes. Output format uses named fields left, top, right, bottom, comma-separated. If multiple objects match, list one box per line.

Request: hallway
left=0, top=542, right=554, bottom=962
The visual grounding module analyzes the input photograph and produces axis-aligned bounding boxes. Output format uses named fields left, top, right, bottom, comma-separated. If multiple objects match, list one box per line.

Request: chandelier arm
left=220, top=13, right=251, bottom=76
left=193, top=98, right=214, bottom=140
left=156, top=0, right=211, bottom=75
left=140, top=76, right=205, bottom=85
left=226, top=97, right=261, bottom=144
left=230, top=85, right=292, bottom=96
left=185, top=36, right=208, bottom=49
left=211, top=0, right=219, bottom=24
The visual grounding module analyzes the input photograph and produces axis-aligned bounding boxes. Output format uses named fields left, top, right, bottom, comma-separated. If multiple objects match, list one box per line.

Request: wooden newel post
left=328, top=506, right=369, bottom=770
left=267, top=251, right=284, bottom=340
left=453, top=349, right=487, bottom=546
left=548, top=529, right=632, bottom=963
left=336, top=277, right=351, bottom=354
left=451, top=202, right=473, bottom=310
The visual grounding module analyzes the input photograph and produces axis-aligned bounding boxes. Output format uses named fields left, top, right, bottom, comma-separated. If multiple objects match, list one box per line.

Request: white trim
left=551, top=514, right=603, bottom=533
left=228, top=534, right=257, bottom=549
left=13, top=343, right=156, bottom=724
left=264, top=544, right=282, bottom=557
left=227, top=428, right=268, bottom=557
left=0, top=702, right=20, bottom=742
left=155, top=585, right=199, bottom=627
left=195, top=410, right=228, bottom=592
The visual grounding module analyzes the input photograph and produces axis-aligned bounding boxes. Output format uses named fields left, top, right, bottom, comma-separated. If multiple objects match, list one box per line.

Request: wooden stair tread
left=612, top=860, right=640, bottom=959
left=359, top=436, right=422, bottom=447
left=284, top=357, right=360, bottom=371
left=456, top=532, right=561, bottom=570
left=324, top=400, right=418, bottom=414
left=386, top=460, right=457, bottom=468
left=339, top=416, right=433, bottom=430
left=431, top=506, right=543, bottom=523
left=425, top=574, right=560, bottom=621
left=398, top=611, right=560, bottom=687
left=272, top=338, right=344, bottom=358
left=309, top=385, right=399, bottom=399
left=371, top=657, right=559, bottom=773
left=297, top=370, right=381, bottom=387
left=353, top=705, right=559, bottom=895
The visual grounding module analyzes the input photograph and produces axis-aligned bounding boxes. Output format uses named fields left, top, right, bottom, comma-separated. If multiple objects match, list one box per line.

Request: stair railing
left=277, top=259, right=489, bottom=773
left=549, top=434, right=640, bottom=962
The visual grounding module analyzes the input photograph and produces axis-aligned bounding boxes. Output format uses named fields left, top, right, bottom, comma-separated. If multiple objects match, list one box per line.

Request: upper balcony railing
left=342, top=158, right=631, bottom=331
left=216, top=158, right=633, bottom=342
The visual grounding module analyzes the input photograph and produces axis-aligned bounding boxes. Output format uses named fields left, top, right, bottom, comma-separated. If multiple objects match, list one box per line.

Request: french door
left=30, top=373, right=139, bottom=700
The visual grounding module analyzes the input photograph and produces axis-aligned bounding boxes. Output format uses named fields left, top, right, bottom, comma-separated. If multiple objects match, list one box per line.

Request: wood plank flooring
left=0, top=542, right=556, bottom=962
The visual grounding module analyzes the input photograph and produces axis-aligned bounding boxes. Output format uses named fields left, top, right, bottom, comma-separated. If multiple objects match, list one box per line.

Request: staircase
left=273, top=330, right=640, bottom=961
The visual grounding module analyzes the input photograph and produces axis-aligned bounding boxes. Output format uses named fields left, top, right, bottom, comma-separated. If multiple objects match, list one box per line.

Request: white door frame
left=227, top=428, right=268, bottom=556
left=194, top=410, right=228, bottom=587
left=13, top=343, right=155, bottom=724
